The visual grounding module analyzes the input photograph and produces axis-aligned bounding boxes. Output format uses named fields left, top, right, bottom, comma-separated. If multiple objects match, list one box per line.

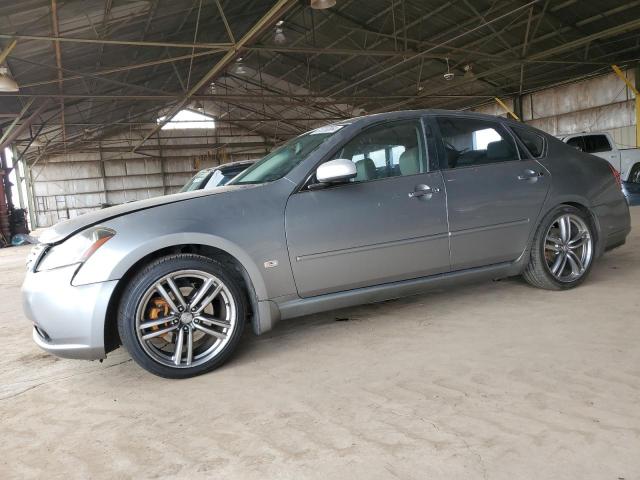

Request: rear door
left=284, top=119, right=450, bottom=298
left=432, top=115, right=550, bottom=270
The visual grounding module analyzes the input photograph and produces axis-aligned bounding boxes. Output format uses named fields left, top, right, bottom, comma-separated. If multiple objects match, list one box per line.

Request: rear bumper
left=21, top=264, right=118, bottom=360
left=592, top=198, right=631, bottom=256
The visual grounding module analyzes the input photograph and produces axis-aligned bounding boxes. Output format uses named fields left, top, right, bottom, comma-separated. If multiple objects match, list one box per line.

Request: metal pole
left=611, top=64, right=640, bottom=147
left=23, top=160, right=37, bottom=230
left=11, top=145, right=24, bottom=211
left=494, top=97, right=520, bottom=121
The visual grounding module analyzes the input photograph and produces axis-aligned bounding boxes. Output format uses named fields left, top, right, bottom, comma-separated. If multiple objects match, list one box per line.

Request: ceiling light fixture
left=443, top=58, right=454, bottom=81
left=310, top=0, right=336, bottom=10
left=0, top=66, right=19, bottom=92
left=274, top=20, right=286, bottom=45
left=232, top=57, right=247, bottom=75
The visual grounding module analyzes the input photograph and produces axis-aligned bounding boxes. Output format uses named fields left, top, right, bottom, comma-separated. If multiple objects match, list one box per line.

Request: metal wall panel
left=30, top=126, right=269, bottom=227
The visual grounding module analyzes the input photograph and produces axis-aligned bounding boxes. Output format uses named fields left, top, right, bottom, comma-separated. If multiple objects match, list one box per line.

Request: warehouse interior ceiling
left=1, top=0, right=640, bottom=161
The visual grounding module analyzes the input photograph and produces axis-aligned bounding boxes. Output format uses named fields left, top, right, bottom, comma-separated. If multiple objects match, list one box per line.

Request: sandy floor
left=1, top=209, right=639, bottom=480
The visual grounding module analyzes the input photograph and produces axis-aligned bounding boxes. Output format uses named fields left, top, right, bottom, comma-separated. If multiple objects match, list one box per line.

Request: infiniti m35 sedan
left=22, top=110, right=631, bottom=378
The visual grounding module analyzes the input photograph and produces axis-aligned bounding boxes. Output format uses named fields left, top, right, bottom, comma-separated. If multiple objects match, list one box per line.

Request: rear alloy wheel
left=543, top=214, right=593, bottom=283
left=118, top=254, right=246, bottom=378
left=523, top=205, right=595, bottom=290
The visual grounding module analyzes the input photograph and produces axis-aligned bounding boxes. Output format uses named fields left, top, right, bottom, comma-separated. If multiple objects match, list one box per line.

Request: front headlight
left=36, top=227, right=115, bottom=272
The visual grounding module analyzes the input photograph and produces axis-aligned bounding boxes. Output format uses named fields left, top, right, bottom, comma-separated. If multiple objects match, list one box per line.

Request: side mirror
left=315, top=159, right=357, bottom=184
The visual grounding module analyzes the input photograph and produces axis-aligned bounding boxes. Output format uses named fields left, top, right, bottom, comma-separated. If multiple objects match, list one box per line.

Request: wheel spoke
left=186, top=327, right=193, bottom=366
left=566, top=250, right=584, bottom=275
left=173, top=327, right=185, bottom=365
left=188, top=278, right=214, bottom=311
left=551, top=253, right=565, bottom=275
left=166, top=277, right=187, bottom=310
left=196, top=315, right=231, bottom=329
left=142, top=323, right=178, bottom=340
left=139, top=316, right=177, bottom=331
left=155, top=283, right=179, bottom=313
left=194, top=322, right=227, bottom=340
left=193, top=284, right=223, bottom=315
left=559, top=216, right=571, bottom=243
left=568, top=235, right=586, bottom=248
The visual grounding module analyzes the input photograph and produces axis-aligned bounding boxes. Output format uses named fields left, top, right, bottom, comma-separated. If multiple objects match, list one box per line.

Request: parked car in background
left=180, top=160, right=255, bottom=192
left=22, top=110, right=631, bottom=378
left=561, top=132, right=640, bottom=182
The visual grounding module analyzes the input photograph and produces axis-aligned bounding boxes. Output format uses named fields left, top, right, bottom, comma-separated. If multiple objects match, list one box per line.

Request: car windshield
left=230, top=125, right=345, bottom=185
left=180, top=169, right=213, bottom=192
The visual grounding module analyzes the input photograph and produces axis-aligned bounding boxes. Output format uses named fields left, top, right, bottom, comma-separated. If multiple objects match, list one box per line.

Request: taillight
left=608, top=163, right=621, bottom=188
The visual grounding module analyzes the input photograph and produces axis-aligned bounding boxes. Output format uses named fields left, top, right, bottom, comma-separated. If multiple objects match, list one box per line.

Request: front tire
left=523, top=205, right=595, bottom=290
left=117, top=254, right=246, bottom=378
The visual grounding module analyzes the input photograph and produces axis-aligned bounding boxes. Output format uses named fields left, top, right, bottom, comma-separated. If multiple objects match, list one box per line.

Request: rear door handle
left=409, top=184, right=440, bottom=198
left=517, top=169, right=543, bottom=181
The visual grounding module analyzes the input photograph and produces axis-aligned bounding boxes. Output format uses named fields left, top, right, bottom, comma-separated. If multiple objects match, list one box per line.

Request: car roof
left=339, top=108, right=525, bottom=128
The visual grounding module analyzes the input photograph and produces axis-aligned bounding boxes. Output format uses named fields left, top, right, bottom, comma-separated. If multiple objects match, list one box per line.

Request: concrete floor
left=1, top=210, right=639, bottom=480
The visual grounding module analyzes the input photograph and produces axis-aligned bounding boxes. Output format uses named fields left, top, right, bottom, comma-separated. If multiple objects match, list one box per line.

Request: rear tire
left=629, top=163, right=640, bottom=183
left=523, top=205, right=595, bottom=290
left=117, top=254, right=246, bottom=378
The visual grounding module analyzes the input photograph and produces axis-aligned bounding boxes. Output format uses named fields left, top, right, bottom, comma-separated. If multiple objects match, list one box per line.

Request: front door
left=285, top=119, right=450, bottom=298
left=433, top=115, right=550, bottom=270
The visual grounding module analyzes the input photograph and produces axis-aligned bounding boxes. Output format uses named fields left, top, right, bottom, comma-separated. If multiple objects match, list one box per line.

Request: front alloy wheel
left=118, top=254, right=246, bottom=378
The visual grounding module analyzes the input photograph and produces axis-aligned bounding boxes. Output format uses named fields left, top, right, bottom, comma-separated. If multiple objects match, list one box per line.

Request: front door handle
left=409, top=184, right=440, bottom=199
left=517, top=169, right=543, bottom=181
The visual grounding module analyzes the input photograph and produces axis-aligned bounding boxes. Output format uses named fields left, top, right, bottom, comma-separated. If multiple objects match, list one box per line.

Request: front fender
left=73, top=231, right=269, bottom=301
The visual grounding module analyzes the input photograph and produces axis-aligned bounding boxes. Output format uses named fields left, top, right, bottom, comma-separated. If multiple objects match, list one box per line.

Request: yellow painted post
left=494, top=97, right=520, bottom=121
left=0, top=39, right=17, bottom=64
left=611, top=65, right=640, bottom=147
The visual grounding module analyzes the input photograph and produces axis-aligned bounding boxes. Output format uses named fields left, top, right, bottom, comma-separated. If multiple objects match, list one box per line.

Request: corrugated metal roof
left=0, top=0, right=639, bottom=157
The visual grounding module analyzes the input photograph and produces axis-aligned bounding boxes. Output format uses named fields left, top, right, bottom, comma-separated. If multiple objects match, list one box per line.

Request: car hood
left=38, top=184, right=252, bottom=244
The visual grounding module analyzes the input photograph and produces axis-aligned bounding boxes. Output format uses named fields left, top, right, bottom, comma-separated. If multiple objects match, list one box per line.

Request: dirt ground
left=1, top=209, right=639, bottom=480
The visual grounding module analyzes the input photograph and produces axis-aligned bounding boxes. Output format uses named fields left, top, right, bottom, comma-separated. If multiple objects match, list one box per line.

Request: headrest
left=399, top=148, right=420, bottom=175
left=486, top=140, right=511, bottom=160
left=355, top=158, right=377, bottom=181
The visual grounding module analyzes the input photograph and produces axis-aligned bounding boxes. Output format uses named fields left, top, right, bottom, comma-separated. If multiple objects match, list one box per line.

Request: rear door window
left=435, top=116, right=519, bottom=169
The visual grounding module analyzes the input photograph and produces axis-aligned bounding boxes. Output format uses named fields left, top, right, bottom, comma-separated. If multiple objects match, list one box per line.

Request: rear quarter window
left=511, top=125, right=545, bottom=158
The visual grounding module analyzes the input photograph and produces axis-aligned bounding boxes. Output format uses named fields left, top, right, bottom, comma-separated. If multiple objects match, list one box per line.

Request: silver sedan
left=22, top=110, right=631, bottom=378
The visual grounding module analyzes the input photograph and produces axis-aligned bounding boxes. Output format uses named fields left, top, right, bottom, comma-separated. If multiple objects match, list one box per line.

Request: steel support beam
left=0, top=39, right=17, bottom=64
left=378, top=15, right=640, bottom=113
left=0, top=33, right=232, bottom=50
left=494, top=97, right=520, bottom=121
left=133, top=0, right=296, bottom=152
left=51, top=0, right=67, bottom=144
left=0, top=100, right=51, bottom=150
left=0, top=99, right=35, bottom=145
